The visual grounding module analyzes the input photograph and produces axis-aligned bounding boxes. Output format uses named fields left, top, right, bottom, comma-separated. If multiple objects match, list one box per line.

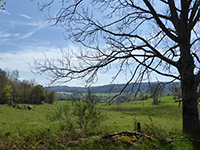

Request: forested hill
left=46, top=82, right=178, bottom=94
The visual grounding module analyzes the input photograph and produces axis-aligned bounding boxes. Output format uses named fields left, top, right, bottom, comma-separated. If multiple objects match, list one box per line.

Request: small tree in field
left=31, top=85, right=46, bottom=104
left=171, top=83, right=182, bottom=107
left=73, top=89, right=106, bottom=135
left=48, top=89, right=106, bottom=135
left=34, top=0, right=200, bottom=136
left=149, top=83, right=164, bottom=104
left=45, top=90, right=57, bottom=104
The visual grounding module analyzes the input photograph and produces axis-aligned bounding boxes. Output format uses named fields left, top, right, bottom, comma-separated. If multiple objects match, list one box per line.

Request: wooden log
left=101, top=131, right=148, bottom=139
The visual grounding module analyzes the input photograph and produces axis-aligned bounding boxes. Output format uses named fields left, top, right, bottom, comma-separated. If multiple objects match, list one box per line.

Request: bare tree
left=149, top=83, right=164, bottom=104
left=170, top=82, right=182, bottom=106
left=33, top=0, right=200, bottom=135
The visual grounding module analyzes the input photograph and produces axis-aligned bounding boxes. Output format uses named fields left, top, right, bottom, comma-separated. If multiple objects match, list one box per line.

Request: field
left=0, top=96, right=198, bottom=149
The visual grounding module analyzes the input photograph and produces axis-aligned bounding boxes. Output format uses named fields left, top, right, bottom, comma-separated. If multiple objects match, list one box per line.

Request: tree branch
left=168, top=0, right=180, bottom=34
left=143, top=0, right=180, bottom=43
left=189, top=0, right=200, bottom=26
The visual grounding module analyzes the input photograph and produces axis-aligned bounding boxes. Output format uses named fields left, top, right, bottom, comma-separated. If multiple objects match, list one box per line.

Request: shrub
left=73, top=99, right=106, bottom=135
left=47, top=89, right=107, bottom=136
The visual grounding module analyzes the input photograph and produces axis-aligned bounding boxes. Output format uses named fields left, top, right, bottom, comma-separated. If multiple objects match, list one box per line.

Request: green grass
left=0, top=96, right=198, bottom=149
left=98, top=97, right=182, bottom=133
left=0, top=104, right=55, bottom=137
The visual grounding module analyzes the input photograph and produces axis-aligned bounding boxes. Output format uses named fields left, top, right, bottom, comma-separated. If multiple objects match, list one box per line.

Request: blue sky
left=0, top=0, right=72, bottom=86
left=0, top=0, right=174, bottom=87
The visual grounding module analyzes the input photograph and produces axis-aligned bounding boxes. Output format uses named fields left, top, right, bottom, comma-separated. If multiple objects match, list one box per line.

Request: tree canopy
left=0, top=68, right=57, bottom=104
left=33, top=0, right=200, bottom=135
left=34, top=0, right=199, bottom=85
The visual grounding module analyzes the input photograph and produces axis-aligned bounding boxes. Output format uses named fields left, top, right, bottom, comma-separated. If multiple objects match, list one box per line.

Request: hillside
left=46, top=82, right=179, bottom=94
left=0, top=98, right=193, bottom=149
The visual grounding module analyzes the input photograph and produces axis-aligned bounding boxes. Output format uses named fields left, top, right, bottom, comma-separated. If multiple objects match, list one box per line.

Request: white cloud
left=0, top=9, right=11, bottom=15
left=13, top=33, right=20, bottom=37
left=0, top=31, right=11, bottom=38
left=18, top=31, right=35, bottom=39
left=26, top=20, right=49, bottom=29
left=0, top=44, right=173, bottom=86
left=0, top=46, right=73, bottom=86
left=20, top=14, right=32, bottom=19
left=0, top=46, right=63, bottom=72
left=12, top=20, right=49, bottom=39
left=0, top=45, right=101, bottom=86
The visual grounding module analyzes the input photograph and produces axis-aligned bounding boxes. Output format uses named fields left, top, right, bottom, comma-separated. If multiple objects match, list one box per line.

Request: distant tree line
left=48, top=82, right=178, bottom=95
left=0, top=68, right=57, bottom=104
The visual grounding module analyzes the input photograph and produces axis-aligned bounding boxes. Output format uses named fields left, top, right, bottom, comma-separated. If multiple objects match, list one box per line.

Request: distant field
left=0, top=96, right=183, bottom=137
left=0, top=96, right=197, bottom=149
left=82, top=92, right=120, bottom=97
left=97, top=96, right=183, bottom=132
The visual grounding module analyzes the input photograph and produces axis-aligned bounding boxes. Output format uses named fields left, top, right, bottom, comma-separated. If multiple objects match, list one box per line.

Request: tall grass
left=97, top=97, right=182, bottom=133
left=0, top=96, right=197, bottom=149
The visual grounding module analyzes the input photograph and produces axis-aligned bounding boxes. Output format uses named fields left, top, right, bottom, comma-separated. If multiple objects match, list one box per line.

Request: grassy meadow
left=0, top=96, right=197, bottom=149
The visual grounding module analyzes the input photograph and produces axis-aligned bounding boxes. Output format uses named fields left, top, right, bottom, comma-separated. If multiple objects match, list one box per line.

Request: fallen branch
left=180, top=136, right=200, bottom=142
left=101, top=131, right=149, bottom=139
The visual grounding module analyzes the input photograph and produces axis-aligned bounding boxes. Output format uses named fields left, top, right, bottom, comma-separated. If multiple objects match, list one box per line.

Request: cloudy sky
left=0, top=0, right=174, bottom=87
left=0, top=0, right=76, bottom=86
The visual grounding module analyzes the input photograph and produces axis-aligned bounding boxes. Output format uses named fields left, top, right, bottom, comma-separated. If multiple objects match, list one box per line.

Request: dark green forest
left=0, top=69, right=57, bottom=104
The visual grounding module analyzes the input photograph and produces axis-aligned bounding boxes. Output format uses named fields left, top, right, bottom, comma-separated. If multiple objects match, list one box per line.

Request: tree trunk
left=180, top=54, right=200, bottom=149
left=182, top=82, right=200, bottom=135
left=180, top=53, right=200, bottom=135
left=178, top=8, right=200, bottom=134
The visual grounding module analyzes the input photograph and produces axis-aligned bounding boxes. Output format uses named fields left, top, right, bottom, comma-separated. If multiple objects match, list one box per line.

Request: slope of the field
left=0, top=96, right=197, bottom=149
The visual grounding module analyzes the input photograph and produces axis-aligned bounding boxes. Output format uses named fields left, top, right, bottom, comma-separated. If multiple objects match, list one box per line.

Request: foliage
left=0, top=69, right=9, bottom=102
left=1, top=84, right=13, bottom=100
left=7, top=70, right=32, bottom=103
left=10, top=81, right=20, bottom=102
left=47, top=89, right=107, bottom=135
left=0, top=68, right=57, bottom=104
left=31, top=85, right=46, bottom=104
left=139, top=94, right=149, bottom=101
left=73, top=89, right=106, bottom=135
left=45, top=90, right=57, bottom=104
left=73, top=100, right=106, bottom=135
left=18, top=79, right=33, bottom=103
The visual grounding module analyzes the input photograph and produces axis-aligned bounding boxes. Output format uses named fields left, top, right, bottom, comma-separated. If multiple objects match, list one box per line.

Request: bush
left=73, top=100, right=106, bottom=135
left=47, top=89, right=107, bottom=136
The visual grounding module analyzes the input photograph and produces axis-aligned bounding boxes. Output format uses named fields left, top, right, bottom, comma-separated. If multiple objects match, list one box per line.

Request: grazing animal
left=12, top=104, right=21, bottom=109
left=27, top=106, right=32, bottom=110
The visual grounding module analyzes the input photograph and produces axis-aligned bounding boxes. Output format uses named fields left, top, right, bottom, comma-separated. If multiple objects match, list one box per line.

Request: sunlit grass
left=96, top=97, right=182, bottom=133
left=0, top=97, right=182, bottom=138
left=0, top=96, right=198, bottom=149
left=0, top=104, right=60, bottom=139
